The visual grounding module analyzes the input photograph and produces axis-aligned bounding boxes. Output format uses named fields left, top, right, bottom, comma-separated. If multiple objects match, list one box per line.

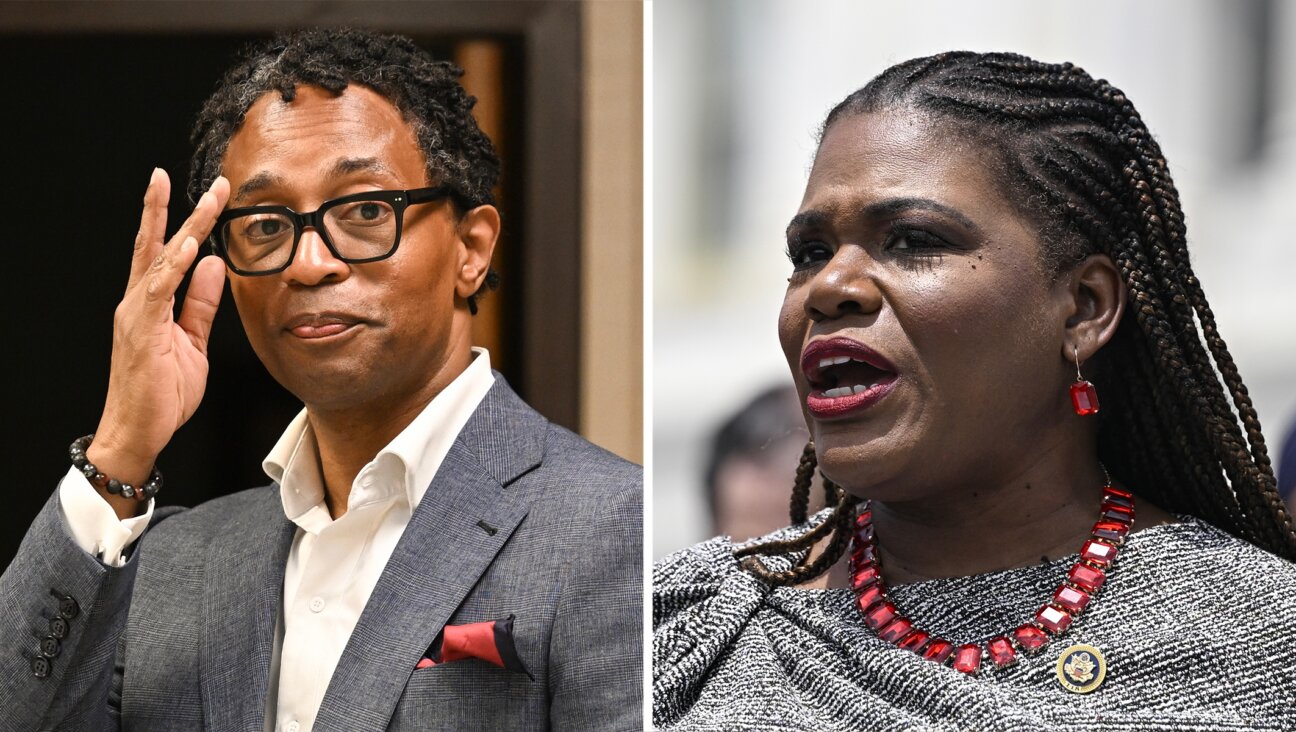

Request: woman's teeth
left=818, top=355, right=854, bottom=369
left=822, top=384, right=873, bottom=398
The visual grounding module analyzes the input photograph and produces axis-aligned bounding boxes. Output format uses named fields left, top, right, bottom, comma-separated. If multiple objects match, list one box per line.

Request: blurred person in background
left=705, top=385, right=813, bottom=542
left=704, top=386, right=842, bottom=588
left=654, top=51, right=1296, bottom=730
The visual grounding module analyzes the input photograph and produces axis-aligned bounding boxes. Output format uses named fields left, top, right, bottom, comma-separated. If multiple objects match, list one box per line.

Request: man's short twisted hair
left=188, top=28, right=501, bottom=308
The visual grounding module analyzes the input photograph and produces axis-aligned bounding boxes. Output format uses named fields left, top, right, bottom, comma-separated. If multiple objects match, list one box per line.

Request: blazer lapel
left=199, top=486, right=297, bottom=732
left=312, top=378, right=547, bottom=731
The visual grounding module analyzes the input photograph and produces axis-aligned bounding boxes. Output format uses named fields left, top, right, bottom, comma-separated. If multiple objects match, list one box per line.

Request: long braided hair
left=738, top=51, right=1296, bottom=586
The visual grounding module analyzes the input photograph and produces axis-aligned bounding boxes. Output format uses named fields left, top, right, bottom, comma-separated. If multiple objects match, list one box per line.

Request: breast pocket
left=387, top=660, right=545, bottom=732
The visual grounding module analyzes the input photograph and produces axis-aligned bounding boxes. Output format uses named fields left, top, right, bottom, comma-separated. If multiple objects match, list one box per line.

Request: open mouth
left=805, top=355, right=896, bottom=396
left=800, top=338, right=899, bottom=416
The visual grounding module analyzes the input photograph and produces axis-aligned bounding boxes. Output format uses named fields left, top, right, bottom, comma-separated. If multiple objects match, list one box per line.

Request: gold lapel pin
left=1055, top=644, right=1106, bottom=693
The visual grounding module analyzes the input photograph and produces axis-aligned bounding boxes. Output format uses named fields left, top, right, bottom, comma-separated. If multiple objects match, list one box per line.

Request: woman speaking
left=653, top=52, right=1296, bottom=730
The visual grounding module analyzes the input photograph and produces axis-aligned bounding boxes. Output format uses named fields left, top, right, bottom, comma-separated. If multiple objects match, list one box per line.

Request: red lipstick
left=800, top=337, right=900, bottom=418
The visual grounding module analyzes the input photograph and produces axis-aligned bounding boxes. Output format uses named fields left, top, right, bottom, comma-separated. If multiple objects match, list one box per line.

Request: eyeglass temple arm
left=408, top=186, right=481, bottom=213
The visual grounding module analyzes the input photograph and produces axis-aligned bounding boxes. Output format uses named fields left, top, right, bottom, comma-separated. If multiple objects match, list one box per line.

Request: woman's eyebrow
left=786, top=210, right=828, bottom=237
left=862, top=197, right=982, bottom=235
left=787, top=198, right=983, bottom=238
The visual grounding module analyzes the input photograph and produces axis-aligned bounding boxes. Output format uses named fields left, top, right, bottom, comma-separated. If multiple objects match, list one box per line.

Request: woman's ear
left=455, top=204, right=501, bottom=299
left=1060, top=253, right=1126, bottom=363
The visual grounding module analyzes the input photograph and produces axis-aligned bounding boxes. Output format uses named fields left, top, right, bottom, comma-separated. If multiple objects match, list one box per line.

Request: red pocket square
left=416, top=614, right=533, bottom=679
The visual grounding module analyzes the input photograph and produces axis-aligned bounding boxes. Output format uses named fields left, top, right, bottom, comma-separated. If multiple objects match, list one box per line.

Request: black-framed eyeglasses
left=210, top=186, right=458, bottom=276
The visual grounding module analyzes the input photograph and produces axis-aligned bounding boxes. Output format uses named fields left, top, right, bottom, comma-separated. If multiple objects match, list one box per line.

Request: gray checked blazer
left=0, top=377, right=643, bottom=731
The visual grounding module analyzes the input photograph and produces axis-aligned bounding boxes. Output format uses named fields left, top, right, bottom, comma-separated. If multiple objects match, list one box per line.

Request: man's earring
left=1070, top=345, right=1100, bottom=416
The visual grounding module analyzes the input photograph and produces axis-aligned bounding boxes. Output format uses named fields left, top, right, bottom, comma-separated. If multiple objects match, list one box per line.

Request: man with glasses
left=0, top=29, right=641, bottom=731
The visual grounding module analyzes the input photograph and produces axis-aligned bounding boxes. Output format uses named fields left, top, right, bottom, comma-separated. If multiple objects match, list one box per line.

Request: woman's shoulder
left=653, top=520, right=815, bottom=613
left=1126, top=514, right=1296, bottom=618
left=652, top=527, right=777, bottom=630
left=1135, top=514, right=1296, bottom=577
left=653, top=534, right=741, bottom=593
left=653, top=520, right=822, bottom=722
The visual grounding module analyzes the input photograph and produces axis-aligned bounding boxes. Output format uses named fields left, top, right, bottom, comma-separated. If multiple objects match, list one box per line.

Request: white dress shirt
left=58, top=348, right=495, bottom=732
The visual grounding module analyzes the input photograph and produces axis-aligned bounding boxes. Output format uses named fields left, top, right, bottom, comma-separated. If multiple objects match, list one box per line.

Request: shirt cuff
left=58, top=465, right=154, bottom=568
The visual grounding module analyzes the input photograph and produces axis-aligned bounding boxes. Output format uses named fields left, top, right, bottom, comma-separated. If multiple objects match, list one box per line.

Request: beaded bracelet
left=69, top=434, right=162, bottom=500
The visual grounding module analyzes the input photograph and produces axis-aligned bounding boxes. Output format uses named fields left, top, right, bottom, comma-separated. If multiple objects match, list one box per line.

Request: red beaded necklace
left=848, top=484, right=1135, bottom=674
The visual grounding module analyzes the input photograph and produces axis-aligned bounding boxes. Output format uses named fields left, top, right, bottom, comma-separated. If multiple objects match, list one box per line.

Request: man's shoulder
left=537, top=421, right=641, bottom=485
left=469, top=376, right=641, bottom=494
left=145, top=483, right=280, bottom=544
left=506, top=422, right=641, bottom=527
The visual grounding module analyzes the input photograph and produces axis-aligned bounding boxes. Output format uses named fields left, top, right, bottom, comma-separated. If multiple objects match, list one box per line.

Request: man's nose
left=282, top=227, right=349, bottom=286
left=803, top=246, right=884, bottom=321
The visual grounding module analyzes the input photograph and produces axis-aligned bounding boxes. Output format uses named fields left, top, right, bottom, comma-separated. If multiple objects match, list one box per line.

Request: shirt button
left=309, top=597, right=326, bottom=613
left=285, top=721, right=301, bottom=732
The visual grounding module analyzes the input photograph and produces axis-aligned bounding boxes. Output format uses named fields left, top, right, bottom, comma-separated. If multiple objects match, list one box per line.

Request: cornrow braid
left=737, top=442, right=860, bottom=586
left=740, top=51, right=1295, bottom=586
left=187, top=28, right=501, bottom=311
left=788, top=441, right=818, bottom=525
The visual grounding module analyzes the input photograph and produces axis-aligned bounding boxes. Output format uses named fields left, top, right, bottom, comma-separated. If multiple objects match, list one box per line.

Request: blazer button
left=31, top=656, right=51, bottom=679
left=58, top=596, right=80, bottom=620
left=39, top=636, right=61, bottom=658
left=49, top=617, right=69, bottom=640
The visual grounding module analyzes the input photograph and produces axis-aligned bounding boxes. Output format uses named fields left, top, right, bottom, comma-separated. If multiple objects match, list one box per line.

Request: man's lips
left=284, top=313, right=365, bottom=339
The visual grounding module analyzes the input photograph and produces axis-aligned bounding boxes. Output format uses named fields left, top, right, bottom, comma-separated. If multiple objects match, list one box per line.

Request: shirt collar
left=263, top=347, right=495, bottom=528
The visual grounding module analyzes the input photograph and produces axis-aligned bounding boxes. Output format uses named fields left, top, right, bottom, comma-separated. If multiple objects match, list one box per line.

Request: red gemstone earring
left=1070, top=345, right=1099, bottom=416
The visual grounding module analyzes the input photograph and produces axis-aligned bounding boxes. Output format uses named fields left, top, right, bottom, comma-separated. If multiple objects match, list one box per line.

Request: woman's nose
left=803, top=247, right=884, bottom=321
left=281, top=228, right=350, bottom=286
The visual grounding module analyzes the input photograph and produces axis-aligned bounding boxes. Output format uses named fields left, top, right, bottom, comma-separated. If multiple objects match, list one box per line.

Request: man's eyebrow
left=233, top=172, right=283, bottom=203
left=328, top=156, right=395, bottom=178
left=786, top=198, right=982, bottom=237
left=231, top=158, right=397, bottom=204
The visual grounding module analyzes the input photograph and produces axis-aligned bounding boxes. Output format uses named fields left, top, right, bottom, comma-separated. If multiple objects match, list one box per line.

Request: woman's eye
left=786, top=239, right=832, bottom=270
left=886, top=227, right=951, bottom=271
left=887, top=228, right=947, bottom=252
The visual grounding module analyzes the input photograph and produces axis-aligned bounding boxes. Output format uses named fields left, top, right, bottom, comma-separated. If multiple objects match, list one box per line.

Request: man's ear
left=455, top=204, right=500, bottom=299
left=1059, top=253, right=1126, bottom=364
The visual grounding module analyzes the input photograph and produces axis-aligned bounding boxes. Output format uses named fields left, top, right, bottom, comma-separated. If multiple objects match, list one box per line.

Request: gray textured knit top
left=653, top=516, right=1296, bottom=731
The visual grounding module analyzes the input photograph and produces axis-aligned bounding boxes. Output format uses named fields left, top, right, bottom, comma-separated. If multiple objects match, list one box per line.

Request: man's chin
left=270, top=365, right=376, bottom=412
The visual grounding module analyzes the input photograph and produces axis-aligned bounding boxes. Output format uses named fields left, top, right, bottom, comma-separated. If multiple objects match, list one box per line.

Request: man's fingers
left=177, top=255, right=226, bottom=354
left=142, top=236, right=201, bottom=318
left=167, top=176, right=230, bottom=254
left=128, top=168, right=170, bottom=290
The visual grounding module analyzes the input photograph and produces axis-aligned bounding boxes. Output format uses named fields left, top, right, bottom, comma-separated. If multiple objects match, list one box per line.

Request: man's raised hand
left=87, top=169, right=230, bottom=518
